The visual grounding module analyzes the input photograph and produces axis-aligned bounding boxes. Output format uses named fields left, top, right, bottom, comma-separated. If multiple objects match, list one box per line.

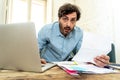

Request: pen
left=104, top=65, right=114, bottom=70
left=108, top=65, right=120, bottom=70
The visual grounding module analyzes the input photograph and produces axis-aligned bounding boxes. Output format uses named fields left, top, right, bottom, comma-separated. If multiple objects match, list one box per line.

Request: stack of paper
left=53, top=61, right=79, bottom=75
left=54, top=61, right=118, bottom=75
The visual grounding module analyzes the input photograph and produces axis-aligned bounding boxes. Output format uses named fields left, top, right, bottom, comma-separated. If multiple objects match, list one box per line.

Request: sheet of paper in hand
left=72, top=31, right=112, bottom=63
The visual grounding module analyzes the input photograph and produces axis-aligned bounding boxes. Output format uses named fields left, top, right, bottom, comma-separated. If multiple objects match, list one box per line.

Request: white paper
left=54, top=61, right=118, bottom=74
left=72, top=31, right=112, bottom=63
left=76, top=64, right=118, bottom=74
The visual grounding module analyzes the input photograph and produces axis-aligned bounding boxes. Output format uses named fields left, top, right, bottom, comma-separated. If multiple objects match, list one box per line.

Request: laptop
left=0, top=22, right=56, bottom=72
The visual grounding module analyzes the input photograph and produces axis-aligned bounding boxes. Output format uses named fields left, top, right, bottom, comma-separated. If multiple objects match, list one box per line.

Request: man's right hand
left=41, top=58, right=47, bottom=64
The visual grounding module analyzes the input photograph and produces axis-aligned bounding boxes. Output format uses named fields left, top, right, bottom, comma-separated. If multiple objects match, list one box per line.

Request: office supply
left=54, top=61, right=118, bottom=75
left=53, top=61, right=80, bottom=75
left=110, top=63, right=120, bottom=66
left=72, top=31, right=112, bottom=63
left=108, top=63, right=120, bottom=70
left=0, top=22, right=56, bottom=72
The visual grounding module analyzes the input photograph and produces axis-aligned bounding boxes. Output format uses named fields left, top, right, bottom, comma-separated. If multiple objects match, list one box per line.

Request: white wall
left=0, top=0, right=6, bottom=24
left=111, top=0, right=120, bottom=63
left=75, top=0, right=120, bottom=63
left=75, top=0, right=114, bottom=36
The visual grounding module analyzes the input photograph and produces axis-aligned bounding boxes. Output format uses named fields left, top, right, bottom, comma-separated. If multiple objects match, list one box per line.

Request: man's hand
left=41, top=58, right=47, bottom=64
left=94, top=54, right=110, bottom=67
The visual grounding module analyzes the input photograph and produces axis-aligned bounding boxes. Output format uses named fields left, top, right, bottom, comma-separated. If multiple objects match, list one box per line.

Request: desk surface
left=0, top=66, right=120, bottom=80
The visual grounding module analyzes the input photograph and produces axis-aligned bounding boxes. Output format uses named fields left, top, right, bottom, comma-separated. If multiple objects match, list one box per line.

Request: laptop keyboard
left=41, top=64, right=45, bottom=67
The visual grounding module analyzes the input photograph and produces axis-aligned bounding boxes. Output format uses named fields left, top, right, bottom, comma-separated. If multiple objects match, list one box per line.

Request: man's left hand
left=94, top=54, right=110, bottom=67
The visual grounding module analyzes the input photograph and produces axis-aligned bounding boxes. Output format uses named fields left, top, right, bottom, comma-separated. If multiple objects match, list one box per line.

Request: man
left=38, top=3, right=109, bottom=67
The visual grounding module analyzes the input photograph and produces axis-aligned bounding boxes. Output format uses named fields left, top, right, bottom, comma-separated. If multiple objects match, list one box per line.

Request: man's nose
left=66, top=20, right=71, bottom=26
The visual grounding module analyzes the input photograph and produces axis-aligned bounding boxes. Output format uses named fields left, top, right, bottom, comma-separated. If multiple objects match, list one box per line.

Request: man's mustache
left=64, top=26, right=71, bottom=30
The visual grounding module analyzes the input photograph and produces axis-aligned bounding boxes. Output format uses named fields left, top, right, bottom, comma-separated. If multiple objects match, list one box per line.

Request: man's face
left=59, top=12, right=77, bottom=36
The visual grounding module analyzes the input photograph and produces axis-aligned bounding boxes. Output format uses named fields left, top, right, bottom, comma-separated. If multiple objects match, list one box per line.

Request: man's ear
left=58, top=18, right=60, bottom=22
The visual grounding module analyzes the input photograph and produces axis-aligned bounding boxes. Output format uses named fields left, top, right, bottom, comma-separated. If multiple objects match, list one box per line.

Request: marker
left=73, top=61, right=78, bottom=65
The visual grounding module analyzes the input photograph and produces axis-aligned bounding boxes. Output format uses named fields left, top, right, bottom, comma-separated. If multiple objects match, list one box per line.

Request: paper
left=54, top=61, right=118, bottom=75
left=72, top=31, right=112, bottom=63
left=53, top=61, right=79, bottom=75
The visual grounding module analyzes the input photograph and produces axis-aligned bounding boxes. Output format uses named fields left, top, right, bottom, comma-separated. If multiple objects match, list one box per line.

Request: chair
left=108, top=43, right=116, bottom=63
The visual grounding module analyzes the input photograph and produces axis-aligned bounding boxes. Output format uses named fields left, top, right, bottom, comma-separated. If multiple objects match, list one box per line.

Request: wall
left=75, top=0, right=114, bottom=36
left=0, top=0, right=6, bottom=24
left=112, top=0, right=120, bottom=63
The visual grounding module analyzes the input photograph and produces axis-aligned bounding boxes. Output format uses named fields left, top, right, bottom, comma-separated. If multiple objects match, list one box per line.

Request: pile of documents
left=54, top=61, right=118, bottom=75
left=54, top=32, right=119, bottom=75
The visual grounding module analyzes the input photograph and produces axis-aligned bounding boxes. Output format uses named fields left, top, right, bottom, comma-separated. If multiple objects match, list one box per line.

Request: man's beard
left=63, top=26, right=72, bottom=36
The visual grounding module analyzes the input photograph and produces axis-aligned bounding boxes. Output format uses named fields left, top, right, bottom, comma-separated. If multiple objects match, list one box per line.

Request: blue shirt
left=38, top=21, right=83, bottom=62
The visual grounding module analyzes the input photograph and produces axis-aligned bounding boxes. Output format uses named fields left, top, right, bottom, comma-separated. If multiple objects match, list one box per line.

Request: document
left=54, top=61, right=118, bottom=75
left=72, top=31, right=112, bottom=63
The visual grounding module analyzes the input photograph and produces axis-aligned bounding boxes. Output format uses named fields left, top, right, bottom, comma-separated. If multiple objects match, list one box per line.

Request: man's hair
left=58, top=3, right=81, bottom=21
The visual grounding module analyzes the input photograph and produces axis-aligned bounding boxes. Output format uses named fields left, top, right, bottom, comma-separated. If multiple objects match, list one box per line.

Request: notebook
left=0, top=22, right=56, bottom=72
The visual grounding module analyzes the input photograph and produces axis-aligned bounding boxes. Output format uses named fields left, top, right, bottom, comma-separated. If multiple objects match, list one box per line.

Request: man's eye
left=71, top=19, right=76, bottom=23
left=71, top=19, right=76, bottom=22
left=62, top=17, right=68, bottom=21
